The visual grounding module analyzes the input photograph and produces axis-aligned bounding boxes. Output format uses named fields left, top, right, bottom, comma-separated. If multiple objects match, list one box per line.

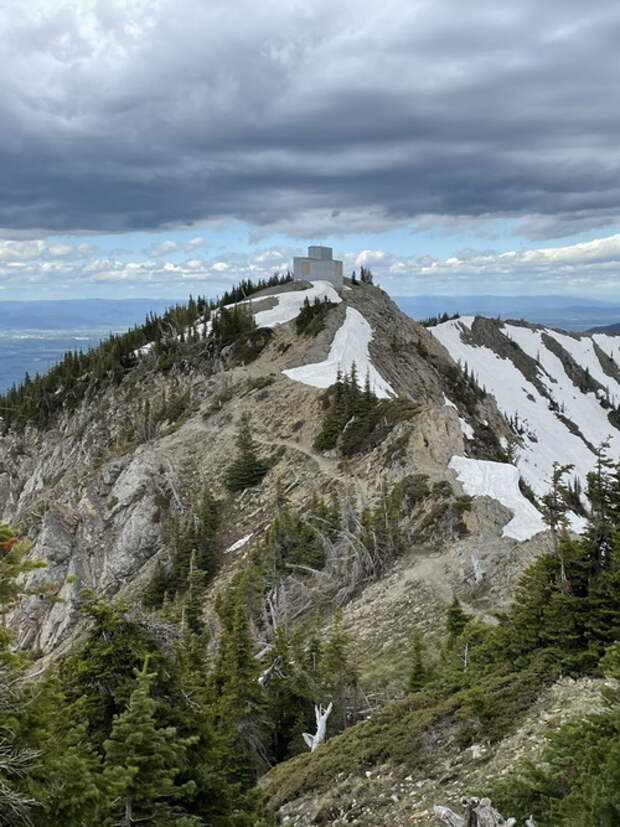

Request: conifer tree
left=540, top=463, right=573, bottom=582
left=210, top=593, right=270, bottom=786
left=17, top=675, right=104, bottom=826
left=0, top=524, right=45, bottom=651
left=224, top=415, right=269, bottom=493
left=102, top=657, right=197, bottom=826
left=446, top=596, right=468, bottom=647
left=184, top=551, right=206, bottom=636
left=406, top=630, right=430, bottom=693
left=0, top=525, right=47, bottom=824
left=320, top=611, right=358, bottom=732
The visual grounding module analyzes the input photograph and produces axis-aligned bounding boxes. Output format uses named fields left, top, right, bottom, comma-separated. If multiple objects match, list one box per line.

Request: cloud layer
left=3, top=233, right=620, bottom=298
left=2, top=0, right=620, bottom=237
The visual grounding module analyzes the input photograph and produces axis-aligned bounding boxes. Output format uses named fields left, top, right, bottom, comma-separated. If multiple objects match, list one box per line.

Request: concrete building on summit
left=293, top=246, right=343, bottom=288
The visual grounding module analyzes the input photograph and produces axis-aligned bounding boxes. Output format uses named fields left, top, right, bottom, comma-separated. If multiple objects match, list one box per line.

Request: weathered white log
left=434, top=797, right=519, bottom=827
left=302, top=702, right=333, bottom=751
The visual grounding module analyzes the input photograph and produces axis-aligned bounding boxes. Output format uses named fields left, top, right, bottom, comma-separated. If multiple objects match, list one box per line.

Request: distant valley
left=395, top=293, right=620, bottom=332
left=1, top=293, right=619, bottom=393
left=0, top=298, right=175, bottom=391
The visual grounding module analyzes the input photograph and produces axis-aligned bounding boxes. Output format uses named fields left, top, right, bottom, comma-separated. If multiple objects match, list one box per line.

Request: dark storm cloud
left=2, top=0, right=620, bottom=236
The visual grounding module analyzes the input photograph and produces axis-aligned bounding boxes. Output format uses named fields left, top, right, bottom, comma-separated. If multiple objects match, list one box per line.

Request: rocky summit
left=1, top=275, right=619, bottom=826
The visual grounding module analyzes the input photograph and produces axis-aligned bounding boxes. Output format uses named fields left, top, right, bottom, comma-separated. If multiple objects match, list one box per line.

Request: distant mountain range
left=0, top=297, right=175, bottom=330
left=588, top=321, right=620, bottom=334
left=394, top=294, right=620, bottom=332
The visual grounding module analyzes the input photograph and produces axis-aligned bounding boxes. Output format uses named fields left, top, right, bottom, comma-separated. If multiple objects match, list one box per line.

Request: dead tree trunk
left=302, top=702, right=333, bottom=752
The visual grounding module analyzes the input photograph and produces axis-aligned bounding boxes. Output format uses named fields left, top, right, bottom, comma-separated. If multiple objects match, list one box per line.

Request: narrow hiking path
left=196, top=410, right=372, bottom=503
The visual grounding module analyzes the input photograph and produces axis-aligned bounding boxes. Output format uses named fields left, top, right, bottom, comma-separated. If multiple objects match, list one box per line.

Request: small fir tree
left=102, top=657, right=197, bottom=825
left=406, top=630, right=430, bottom=693
left=224, top=415, right=269, bottom=493
left=446, top=596, right=468, bottom=647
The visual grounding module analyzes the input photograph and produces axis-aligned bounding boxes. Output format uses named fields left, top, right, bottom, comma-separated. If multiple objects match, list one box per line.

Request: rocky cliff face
left=1, top=279, right=617, bottom=823
left=0, top=280, right=523, bottom=658
left=0, top=284, right=604, bottom=657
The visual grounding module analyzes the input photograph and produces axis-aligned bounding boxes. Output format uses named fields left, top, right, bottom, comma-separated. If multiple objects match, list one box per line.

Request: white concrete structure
left=293, top=246, right=343, bottom=288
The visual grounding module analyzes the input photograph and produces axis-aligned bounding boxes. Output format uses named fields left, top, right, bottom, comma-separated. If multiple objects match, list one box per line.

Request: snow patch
left=459, top=417, right=475, bottom=439
left=283, top=307, right=395, bottom=399
left=251, top=280, right=341, bottom=328
left=431, top=318, right=620, bottom=505
left=449, top=455, right=546, bottom=541
left=134, top=281, right=342, bottom=356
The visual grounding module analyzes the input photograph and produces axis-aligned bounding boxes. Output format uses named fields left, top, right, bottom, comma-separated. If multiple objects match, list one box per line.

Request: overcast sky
left=2, top=0, right=620, bottom=300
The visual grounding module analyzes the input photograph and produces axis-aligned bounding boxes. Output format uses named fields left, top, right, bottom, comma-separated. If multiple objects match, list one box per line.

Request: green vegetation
left=491, top=676, right=620, bottom=825
left=224, top=415, right=270, bottom=492
left=102, top=657, right=198, bottom=825
left=313, top=368, right=419, bottom=456
left=264, top=454, right=620, bottom=818
left=1, top=578, right=266, bottom=825
left=419, top=311, right=460, bottom=327
left=295, top=296, right=337, bottom=336
left=0, top=273, right=291, bottom=433
left=350, top=266, right=374, bottom=285
left=443, top=360, right=486, bottom=414
left=1, top=447, right=618, bottom=824
left=143, top=489, right=221, bottom=609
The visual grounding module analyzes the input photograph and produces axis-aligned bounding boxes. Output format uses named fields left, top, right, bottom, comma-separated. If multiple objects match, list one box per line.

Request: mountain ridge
left=1, top=277, right=618, bottom=825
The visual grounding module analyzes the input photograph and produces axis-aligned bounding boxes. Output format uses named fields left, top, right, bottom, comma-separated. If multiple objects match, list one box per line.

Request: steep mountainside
left=430, top=316, right=620, bottom=520
left=1, top=281, right=517, bottom=656
left=1, top=278, right=618, bottom=825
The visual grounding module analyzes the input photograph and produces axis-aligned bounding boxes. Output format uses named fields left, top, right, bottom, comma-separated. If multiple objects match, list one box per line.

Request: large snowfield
left=432, top=317, right=620, bottom=522
left=283, top=306, right=396, bottom=399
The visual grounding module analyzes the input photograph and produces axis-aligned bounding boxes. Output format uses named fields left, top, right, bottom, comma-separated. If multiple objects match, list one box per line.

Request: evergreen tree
left=0, top=526, right=47, bottom=825
left=17, top=675, right=104, bottom=826
left=320, top=611, right=358, bottom=732
left=210, top=593, right=270, bottom=786
left=406, top=630, right=430, bottom=693
left=446, top=596, right=469, bottom=647
left=102, top=658, right=197, bottom=826
left=224, top=415, right=269, bottom=493
left=184, top=551, right=206, bottom=636
left=540, top=463, right=573, bottom=582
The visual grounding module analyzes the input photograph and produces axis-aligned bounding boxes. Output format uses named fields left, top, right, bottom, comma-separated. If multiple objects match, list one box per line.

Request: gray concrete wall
left=293, top=256, right=343, bottom=287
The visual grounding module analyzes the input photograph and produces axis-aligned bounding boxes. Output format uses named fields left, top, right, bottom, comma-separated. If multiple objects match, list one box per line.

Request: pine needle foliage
left=295, top=296, right=337, bottom=336
left=102, top=657, right=198, bottom=825
left=0, top=273, right=291, bottom=433
left=313, top=369, right=418, bottom=456
left=224, top=416, right=269, bottom=493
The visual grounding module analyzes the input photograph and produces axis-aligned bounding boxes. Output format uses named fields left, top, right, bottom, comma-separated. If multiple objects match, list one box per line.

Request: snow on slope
left=432, top=317, right=619, bottom=523
left=201, top=280, right=342, bottom=335
left=592, top=333, right=620, bottom=366
left=135, top=281, right=341, bottom=356
left=251, top=281, right=341, bottom=327
left=283, top=307, right=395, bottom=399
left=544, top=329, right=620, bottom=406
left=449, top=455, right=546, bottom=541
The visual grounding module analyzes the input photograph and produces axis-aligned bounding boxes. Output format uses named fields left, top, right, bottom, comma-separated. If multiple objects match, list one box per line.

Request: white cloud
left=0, top=238, right=95, bottom=261
left=146, top=237, right=205, bottom=257
left=0, top=234, right=619, bottom=299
